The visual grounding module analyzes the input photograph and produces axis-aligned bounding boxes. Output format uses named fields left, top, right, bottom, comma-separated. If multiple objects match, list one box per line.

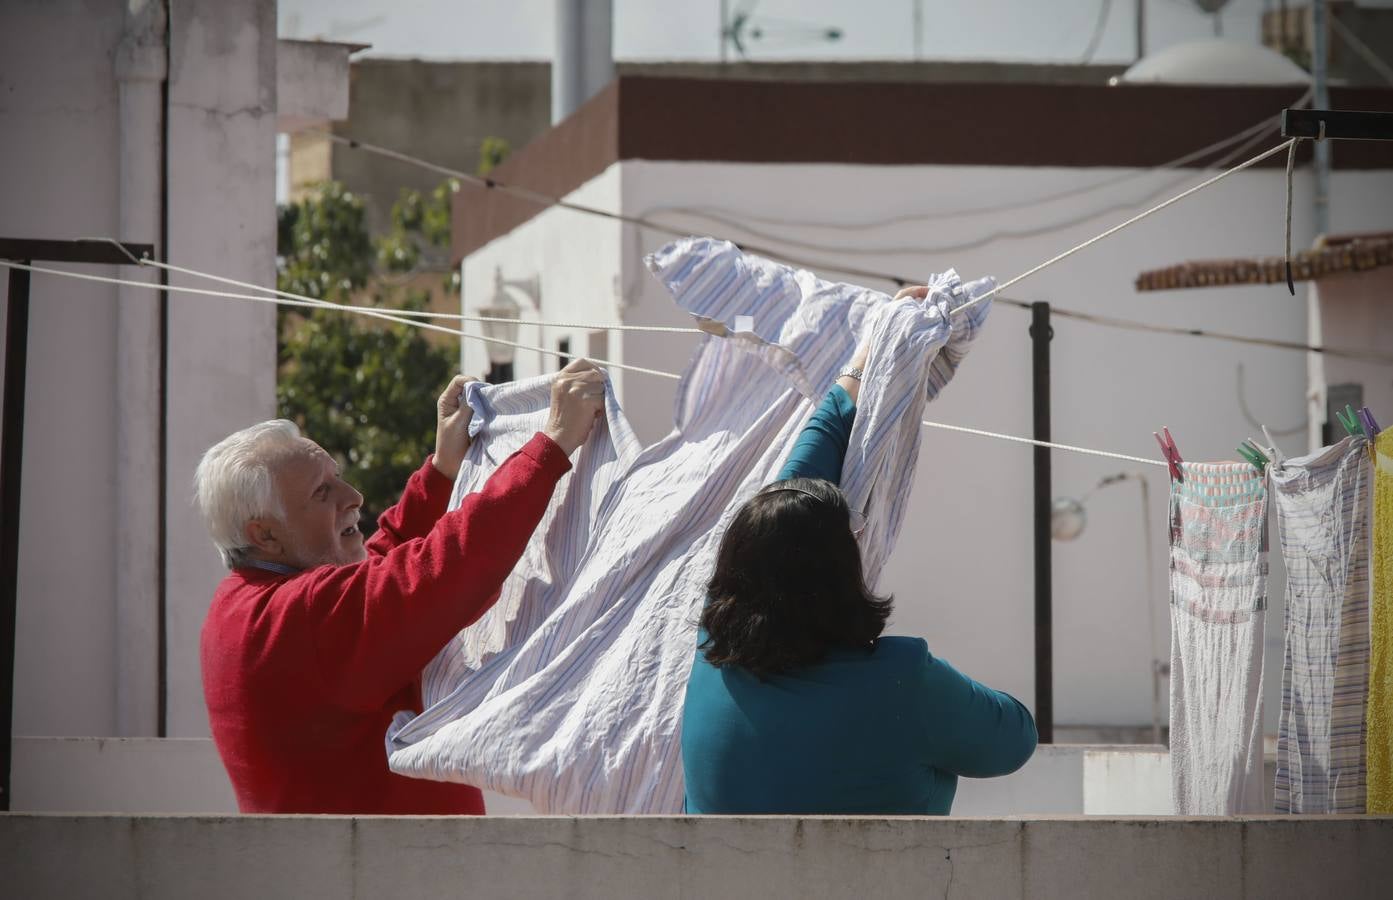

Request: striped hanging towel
left=1168, top=462, right=1270, bottom=814
left=1370, top=430, right=1393, bottom=813
left=1270, top=436, right=1372, bottom=813
left=385, top=238, right=994, bottom=813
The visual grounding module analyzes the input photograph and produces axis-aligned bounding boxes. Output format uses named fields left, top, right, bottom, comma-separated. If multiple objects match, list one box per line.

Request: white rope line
left=455, top=313, right=697, bottom=333
left=1, top=257, right=1171, bottom=467
left=917, top=419, right=1166, bottom=467
left=320, top=126, right=1298, bottom=327
left=24, top=138, right=1312, bottom=468
left=327, top=130, right=1377, bottom=366
left=953, top=139, right=1299, bottom=314
left=136, top=257, right=683, bottom=379
left=0, top=260, right=682, bottom=381
left=136, top=256, right=699, bottom=334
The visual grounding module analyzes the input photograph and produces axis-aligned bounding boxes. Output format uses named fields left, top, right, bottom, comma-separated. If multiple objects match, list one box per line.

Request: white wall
left=467, top=156, right=1393, bottom=732
left=0, top=0, right=279, bottom=739
left=1, top=0, right=129, bottom=738
left=460, top=166, right=703, bottom=447
left=16, top=736, right=1167, bottom=817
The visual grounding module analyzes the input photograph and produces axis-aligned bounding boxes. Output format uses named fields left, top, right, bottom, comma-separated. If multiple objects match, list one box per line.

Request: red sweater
left=201, top=433, right=570, bottom=814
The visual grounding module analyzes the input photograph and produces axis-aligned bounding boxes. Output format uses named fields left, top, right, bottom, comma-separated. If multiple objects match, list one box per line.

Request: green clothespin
left=1336, top=404, right=1363, bottom=438
left=1236, top=439, right=1269, bottom=473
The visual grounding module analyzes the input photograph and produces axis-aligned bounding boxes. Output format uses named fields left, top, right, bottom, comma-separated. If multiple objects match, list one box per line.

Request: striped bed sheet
left=1271, top=435, right=1372, bottom=814
left=384, top=237, right=993, bottom=813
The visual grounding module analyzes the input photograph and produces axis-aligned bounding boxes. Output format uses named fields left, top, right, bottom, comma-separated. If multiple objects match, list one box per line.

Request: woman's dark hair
left=700, top=477, right=892, bottom=678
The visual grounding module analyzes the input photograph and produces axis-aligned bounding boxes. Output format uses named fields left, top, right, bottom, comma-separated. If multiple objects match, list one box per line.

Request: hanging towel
left=1168, top=462, right=1269, bottom=814
left=1270, top=436, right=1372, bottom=813
left=1370, top=430, right=1393, bottom=813
left=384, top=238, right=994, bottom=813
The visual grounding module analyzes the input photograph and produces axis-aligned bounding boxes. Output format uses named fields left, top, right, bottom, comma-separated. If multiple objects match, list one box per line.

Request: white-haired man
left=196, top=360, right=606, bottom=814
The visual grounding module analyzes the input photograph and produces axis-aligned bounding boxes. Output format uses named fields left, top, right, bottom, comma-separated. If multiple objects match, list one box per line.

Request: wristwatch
left=837, top=365, right=864, bottom=382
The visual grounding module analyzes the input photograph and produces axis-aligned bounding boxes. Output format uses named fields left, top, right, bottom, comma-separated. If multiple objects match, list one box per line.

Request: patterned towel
left=1168, top=462, right=1269, bottom=814
left=1271, top=436, right=1372, bottom=813
left=1370, top=430, right=1393, bottom=813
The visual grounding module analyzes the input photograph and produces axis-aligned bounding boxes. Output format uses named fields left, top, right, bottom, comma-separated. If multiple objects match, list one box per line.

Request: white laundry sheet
left=385, top=237, right=994, bottom=813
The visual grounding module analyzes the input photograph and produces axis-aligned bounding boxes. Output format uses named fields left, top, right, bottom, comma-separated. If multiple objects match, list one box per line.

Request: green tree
left=276, top=181, right=457, bottom=535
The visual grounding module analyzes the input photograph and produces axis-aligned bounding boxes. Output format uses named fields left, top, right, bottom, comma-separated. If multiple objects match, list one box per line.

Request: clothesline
left=951, top=139, right=1298, bottom=314
left=0, top=256, right=1165, bottom=466
left=316, top=128, right=1362, bottom=361
left=90, top=235, right=1393, bottom=364
left=0, top=259, right=683, bottom=380
left=3, top=133, right=1351, bottom=471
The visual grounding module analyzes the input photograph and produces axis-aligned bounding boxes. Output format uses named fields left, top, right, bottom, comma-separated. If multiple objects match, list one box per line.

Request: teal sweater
left=682, top=386, right=1037, bottom=815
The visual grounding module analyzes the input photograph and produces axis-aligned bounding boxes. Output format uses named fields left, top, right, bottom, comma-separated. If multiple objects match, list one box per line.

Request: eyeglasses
left=759, top=486, right=867, bottom=536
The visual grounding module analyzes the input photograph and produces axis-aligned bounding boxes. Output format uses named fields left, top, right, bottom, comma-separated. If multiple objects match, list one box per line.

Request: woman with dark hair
left=682, top=289, right=1037, bottom=814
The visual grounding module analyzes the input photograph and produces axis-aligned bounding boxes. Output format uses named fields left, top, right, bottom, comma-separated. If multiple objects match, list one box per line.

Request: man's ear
left=243, top=518, right=284, bottom=558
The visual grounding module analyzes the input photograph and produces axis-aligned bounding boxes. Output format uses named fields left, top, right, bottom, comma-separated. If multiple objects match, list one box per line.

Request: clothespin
left=1357, top=406, right=1380, bottom=439
left=1335, top=404, right=1363, bottom=438
left=1236, top=439, right=1269, bottom=473
left=1153, top=427, right=1184, bottom=482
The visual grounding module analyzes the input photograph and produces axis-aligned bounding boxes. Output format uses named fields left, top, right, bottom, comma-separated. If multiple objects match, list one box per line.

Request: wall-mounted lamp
left=1053, top=471, right=1169, bottom=746
left=478, top=267, right=541, bottom=375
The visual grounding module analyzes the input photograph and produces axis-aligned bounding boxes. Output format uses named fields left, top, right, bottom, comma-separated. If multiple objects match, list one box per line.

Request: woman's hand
left=837, top=285, right=930, bottom=400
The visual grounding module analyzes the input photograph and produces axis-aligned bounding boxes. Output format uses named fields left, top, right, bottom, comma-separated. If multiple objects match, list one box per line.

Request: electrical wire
left=1330, top=13, right=1393, bottom=87
left=313, top=116, right=1366, bottom=365
left=1079, top=0, right=1115, bottom=64
left=612, top=88, right=1311, bottom=234
left=643, top=109, right=1280, bottom=260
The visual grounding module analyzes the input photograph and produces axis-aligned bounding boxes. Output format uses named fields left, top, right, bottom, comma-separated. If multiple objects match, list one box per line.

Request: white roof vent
left=1112, top=39, right=1310, bottom=86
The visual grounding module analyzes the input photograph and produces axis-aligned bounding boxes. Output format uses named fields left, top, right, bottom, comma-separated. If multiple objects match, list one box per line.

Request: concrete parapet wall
left=1, top=814, right=1388, bottom=899
left=13, top=738, right=1178, bottom=816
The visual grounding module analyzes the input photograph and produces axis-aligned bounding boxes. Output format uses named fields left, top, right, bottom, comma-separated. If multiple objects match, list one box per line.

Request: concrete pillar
left=552, top=0, right=613, bottom=124
left=113, top=0, right=166, bottom=737
left=164, top=0, right=278, bottom=736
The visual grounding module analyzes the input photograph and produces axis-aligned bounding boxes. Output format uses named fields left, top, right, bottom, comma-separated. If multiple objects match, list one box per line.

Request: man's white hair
left=193, top=419, right=303, bottom=568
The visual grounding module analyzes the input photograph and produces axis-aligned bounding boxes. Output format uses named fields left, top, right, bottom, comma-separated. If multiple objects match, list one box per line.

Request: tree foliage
left=275, top=181, right=457, bottom=535
left=275, top=136, right=512, bottom=534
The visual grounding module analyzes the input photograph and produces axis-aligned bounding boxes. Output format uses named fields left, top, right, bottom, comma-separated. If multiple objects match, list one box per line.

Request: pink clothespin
left=1153, top=427, right=1185, bottom=482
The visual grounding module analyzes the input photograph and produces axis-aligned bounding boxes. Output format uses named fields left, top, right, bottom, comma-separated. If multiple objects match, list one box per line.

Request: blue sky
left=278, top=0, right=1358, bottom=64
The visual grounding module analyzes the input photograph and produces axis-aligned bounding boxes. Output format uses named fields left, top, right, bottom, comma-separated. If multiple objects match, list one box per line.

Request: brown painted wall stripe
left=455, top=77, right=1393, bottom=262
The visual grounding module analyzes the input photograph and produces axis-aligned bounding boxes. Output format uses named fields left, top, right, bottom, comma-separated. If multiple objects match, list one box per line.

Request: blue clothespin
left=1357, top=406, right=1380, bottom=439
left=1335, top=404, right=1363, bottom=438
left=1236, top=439, right=1269, bottom=473
left=1153, top=427, right=1184, bottom=482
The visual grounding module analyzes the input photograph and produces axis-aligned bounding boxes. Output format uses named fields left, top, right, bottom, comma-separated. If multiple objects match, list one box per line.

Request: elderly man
left=195, top=360, right=606, bottom=814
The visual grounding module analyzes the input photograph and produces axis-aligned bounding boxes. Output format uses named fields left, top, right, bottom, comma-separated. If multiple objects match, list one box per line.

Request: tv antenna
left=719, top=1, right=843, bottom=62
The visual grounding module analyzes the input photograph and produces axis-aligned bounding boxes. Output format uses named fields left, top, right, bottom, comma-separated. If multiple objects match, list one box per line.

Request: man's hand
left=432, top=374, right=480, bottom=482
left=543, top=359, right=607, bottom=455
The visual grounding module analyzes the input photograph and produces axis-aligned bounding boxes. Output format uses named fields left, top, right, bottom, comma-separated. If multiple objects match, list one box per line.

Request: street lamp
left=478, top=267, right=540, bottom=383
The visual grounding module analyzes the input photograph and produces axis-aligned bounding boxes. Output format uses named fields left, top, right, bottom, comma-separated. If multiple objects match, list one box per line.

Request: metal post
left=1, top=263, right=32, bottom=810
left=719, top=0, right=728, bottom=63
left=1030, top=301, right=1054, bottom=744
left=1312, top=0, right=1331, bottom=237
left=1136, top=0, right=1145, bottom=61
